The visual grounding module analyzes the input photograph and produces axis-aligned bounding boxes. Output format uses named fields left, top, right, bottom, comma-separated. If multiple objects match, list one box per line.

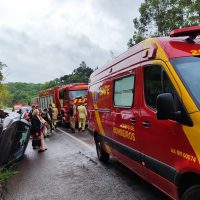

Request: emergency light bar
left=170, top=26, right=200, bottom=37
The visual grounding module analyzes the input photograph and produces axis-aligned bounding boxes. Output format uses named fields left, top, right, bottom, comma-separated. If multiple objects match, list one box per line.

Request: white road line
left=57, top=128, right=95, bottom=152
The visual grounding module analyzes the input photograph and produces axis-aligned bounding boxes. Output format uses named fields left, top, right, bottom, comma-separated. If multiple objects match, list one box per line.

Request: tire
left=95, top=136, right=110, bottom=163
left=182, top=185, right=200, bottom=200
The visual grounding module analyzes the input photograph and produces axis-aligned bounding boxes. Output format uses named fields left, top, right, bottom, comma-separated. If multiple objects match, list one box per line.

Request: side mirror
left=156, top=93, right=181, bottom=121
left=156, top=93, right=193, bottom=126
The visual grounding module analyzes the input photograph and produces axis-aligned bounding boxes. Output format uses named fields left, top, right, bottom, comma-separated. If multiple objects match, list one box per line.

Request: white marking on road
left=57, top=128, right=95, bottom=152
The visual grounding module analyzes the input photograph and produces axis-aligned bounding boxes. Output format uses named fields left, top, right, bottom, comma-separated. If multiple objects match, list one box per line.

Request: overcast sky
left=0, top=0, right=143, bottom=83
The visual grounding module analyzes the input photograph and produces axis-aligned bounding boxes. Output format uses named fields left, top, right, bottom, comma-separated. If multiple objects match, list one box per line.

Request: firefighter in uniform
left=77, top=102, right=87, bottom=132
left=69, top=101, right=76, bottom=133
left=52, top=103, right=58, bottom=129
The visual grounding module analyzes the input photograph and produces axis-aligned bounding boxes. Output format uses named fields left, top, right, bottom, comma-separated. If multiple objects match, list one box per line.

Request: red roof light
left=170, top=26, right=200, bottom=37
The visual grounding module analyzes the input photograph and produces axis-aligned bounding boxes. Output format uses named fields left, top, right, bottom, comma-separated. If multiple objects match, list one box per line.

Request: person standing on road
left=77, top=102, right=87, bottom=132
left=31, top=109, right=47, bottom=152
left=69, top=101, right=76, bottom=133
left=29, top=105, right=36, bottom=120
left=52, top=103, right=58, bottom=129
left=48, top=104, right=54, bottom=132
left=24, top=109, right=30, bottom=121
left=41, top=108, right=51, bottom=137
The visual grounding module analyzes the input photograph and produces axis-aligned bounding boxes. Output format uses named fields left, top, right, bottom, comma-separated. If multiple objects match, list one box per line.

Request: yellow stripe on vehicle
left=183, top=112, right=200, bottom=164
left=92, top=92, right=112, bottom=154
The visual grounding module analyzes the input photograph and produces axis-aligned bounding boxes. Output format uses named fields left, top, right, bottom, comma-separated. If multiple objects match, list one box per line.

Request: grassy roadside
left=0, top=168, right=17, bottom=183
left=0, top=168, right=17, bottom=200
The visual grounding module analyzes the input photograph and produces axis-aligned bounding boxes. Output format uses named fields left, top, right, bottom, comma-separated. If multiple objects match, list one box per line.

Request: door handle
left=142, top=121, right=151, bottom=127
left=130, top=118, right=136, bottom=124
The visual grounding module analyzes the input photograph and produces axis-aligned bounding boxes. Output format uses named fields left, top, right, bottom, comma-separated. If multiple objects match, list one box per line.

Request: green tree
left=72, top=61, right=93, bottom=83
left=59, top=61, right=93, bottom=85
left=128, top=0, right=200, bottom=47
left=0, top=84, right=13, bottom=108
left=42, top=79, right=60, bottom=90
left=0, top=62, right=12, bottom=108
left=7, top=82, right=42, bottom=105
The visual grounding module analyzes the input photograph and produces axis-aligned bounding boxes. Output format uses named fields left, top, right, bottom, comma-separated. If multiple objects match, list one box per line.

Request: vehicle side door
left=139, top=61, right=195, bottom=192
left=111, top=69, right=144, bottom=175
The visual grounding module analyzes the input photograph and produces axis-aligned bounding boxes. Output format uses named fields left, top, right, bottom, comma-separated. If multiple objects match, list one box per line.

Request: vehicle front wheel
left=95, top=136, right=109, bottom=163
left=182, top=185, right=200, bottom=200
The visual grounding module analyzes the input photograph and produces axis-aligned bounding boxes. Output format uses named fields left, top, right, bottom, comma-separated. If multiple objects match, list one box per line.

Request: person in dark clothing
left=31, top=111, right=41, bottom=136
left=48, top=104, right=53, bottom=120
left=48, top=104, right=54, bottom=131
left=41, top=109, right=50, bottom=124
left=31, top=109, right=41, bottom=150
left=31, top=109, right=47, bottom=152
left=29, top=105, right=36, bottom=120
left=68, top=101, right=76, bottom=133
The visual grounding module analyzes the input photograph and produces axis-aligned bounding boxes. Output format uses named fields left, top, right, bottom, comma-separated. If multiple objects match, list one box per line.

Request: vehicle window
left=15, top=122, right=30, bottom=150
left=8, top=121, right=30, bottom=163
left=144, top=66, right=161, bottom=109
left=114, top=75, right=134, bottom=107
left=42, top=97, right=45, bottom=109
left=59, top=89, right=68, bottom=100
left=171, top=57, right=200, bottom=109
left=63, top=90, right=68, bottom=102
left=144, top=65, right=175, bottom=110
left=69, top=90, right=87, bottom=99
left=93, top=91, right=98, bottom=103
left=163, top=70, right=174, bottom=94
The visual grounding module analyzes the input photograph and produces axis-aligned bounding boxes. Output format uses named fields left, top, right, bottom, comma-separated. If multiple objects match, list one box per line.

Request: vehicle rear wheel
left=95, top=136, right=109, bottom=163
left=182, top=185, right=200, bottom=200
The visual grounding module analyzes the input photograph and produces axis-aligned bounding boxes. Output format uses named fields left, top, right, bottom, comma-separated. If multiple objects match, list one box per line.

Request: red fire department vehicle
left=38, top=83, right=88, bottom=124
left=87, top=26, right=200, bottom=200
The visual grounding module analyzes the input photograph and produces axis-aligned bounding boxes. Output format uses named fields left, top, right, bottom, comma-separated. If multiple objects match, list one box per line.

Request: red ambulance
left=87, top=26, right=200, bottom=200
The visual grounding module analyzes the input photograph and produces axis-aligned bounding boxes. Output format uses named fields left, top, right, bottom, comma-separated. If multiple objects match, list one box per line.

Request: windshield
left=171, top=56, right=200, bottom=108
left=69, top=90, right=87, bottom=99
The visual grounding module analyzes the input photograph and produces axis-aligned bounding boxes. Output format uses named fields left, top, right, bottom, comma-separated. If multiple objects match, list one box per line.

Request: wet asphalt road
left=5, top=128, right=170, bottom=200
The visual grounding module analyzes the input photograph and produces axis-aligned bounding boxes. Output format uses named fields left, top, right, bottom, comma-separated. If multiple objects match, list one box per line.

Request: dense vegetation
left=128, top=0, right=200, bottom=47
left=6, top=61, right=94, bottom=106
left=7, top=82, right=43, bottom=105
left=0, top=63, right=12, bottom=108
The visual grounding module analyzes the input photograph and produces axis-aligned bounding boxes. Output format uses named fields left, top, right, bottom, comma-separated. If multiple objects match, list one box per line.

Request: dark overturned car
left=0, top=110, right=30, bottom=166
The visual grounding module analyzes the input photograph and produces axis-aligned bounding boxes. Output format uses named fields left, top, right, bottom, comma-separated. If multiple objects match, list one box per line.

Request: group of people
left=24, top=104, right=58, bottom=153
left=69, top=101, right=87, bottom=133
left=22, top=101, right=87, bottom=152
